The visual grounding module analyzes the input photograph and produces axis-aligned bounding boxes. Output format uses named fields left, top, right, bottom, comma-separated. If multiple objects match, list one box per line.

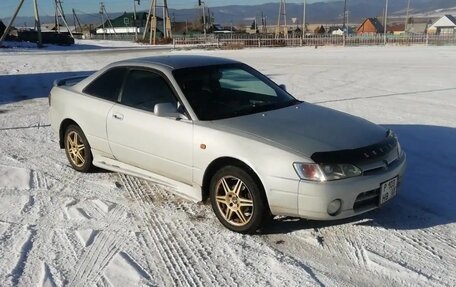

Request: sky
left=0, top=0, right=337, bottom=19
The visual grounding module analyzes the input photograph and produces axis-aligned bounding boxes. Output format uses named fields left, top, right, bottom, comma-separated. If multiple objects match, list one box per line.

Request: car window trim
left=118, top=66, right=192, bottom=120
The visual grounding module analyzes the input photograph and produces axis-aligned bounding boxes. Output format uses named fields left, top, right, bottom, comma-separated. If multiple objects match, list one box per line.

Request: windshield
left=172, top=63, right=299, bottom=121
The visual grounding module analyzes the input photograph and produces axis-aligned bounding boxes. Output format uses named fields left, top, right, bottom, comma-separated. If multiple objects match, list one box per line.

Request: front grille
left=353, top=188, right=380, bottom=211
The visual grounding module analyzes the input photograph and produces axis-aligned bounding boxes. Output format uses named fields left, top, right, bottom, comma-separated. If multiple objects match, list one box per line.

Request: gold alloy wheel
left=215, top=176, right=254, bottom=226
left=66, top=131, right=86, bottom=168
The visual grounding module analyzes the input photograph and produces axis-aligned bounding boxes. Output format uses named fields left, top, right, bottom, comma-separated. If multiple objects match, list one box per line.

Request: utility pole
left=276, top=0, right=287, bottom=38
left=200, top=0, right=207, bottom=38
left=163, top=0, right=172, bottom=39
left=405, top=0, right=411, bottom=33
left=342, top=0, right=347, bottom=33
left=54, top=0, right=74, bottom=38
left=383, top=0, right=388, bottom=45
left=99, top=2, right=105, bottom=39
left=0, top=0, right=26, bottom=46
left=302, top=0, right=306, bottom=35
left=101, top=2, right=116, bottom=36
left=32, top=0, right=43, bottom=47
left=143, top=0, right=171, bottom=45
left=133, top=0, right=140, bottom=41
left=72, top=9, right=82, bottom=33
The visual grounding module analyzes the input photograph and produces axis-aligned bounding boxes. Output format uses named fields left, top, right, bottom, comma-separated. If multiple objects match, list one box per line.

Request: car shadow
left=262, top=124, right=456, bottom=234
left=0, top=71, right=95, bottom=105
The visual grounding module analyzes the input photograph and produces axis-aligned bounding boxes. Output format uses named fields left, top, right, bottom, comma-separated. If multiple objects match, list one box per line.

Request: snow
left=0, top=165, right=32, bottom=190
left=0, top=39, right=158, bottom=51
left=0, top=42, right=455, bottom=286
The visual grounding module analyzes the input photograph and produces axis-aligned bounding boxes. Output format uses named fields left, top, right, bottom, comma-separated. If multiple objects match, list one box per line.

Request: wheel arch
left=59, top=118, right=79, bottom=148
left=201, top=157, right=270, bottom=212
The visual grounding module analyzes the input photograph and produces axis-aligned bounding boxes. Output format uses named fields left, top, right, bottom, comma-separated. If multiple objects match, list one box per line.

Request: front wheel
left=210, top=166, right=266, bottom=233
left=64, top=125, right=93, bottom=172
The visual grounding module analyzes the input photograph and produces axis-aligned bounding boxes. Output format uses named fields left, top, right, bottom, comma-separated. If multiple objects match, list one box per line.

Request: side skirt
left=92, top=155, right=202, bottom=202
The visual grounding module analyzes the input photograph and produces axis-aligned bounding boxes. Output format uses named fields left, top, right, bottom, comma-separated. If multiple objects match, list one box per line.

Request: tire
left=64, top=125, right=93, bottom=172
left=210, top=166, right=266, bottom=234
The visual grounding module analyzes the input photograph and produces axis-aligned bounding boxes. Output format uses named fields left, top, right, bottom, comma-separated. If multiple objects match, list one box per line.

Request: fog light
left=327, top=199, right=342, bottom=216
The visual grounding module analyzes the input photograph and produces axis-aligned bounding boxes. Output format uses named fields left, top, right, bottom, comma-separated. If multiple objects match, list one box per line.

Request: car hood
left=211, top=102, right=387, bottom=157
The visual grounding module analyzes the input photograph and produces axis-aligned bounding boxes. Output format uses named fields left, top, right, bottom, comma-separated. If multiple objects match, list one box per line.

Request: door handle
left=112, top=113, right=124, bottom=120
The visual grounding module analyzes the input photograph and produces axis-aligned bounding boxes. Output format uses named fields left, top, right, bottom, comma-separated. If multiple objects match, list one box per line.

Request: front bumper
left=297, top=153, right=407, bottom=220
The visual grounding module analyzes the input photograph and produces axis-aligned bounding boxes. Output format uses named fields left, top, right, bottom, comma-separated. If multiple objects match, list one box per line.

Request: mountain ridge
left=2, top=0, right=455, bottom=27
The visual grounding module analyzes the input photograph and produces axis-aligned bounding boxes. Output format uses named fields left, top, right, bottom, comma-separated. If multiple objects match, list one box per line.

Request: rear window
left=83, top=67, right=127, bottom=101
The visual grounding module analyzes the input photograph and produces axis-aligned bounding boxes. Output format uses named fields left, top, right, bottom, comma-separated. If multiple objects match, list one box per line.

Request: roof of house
left=357, top=18, right=384, bottom=33
left=388, top=23, right=405, bottom=32
left=430, top=15, right=456, bottom=28
left=406, top=23, right=428, bottom=34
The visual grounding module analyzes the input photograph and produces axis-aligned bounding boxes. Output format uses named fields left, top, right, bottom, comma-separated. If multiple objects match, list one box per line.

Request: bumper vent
left=353, top=188, right=380, bottom=211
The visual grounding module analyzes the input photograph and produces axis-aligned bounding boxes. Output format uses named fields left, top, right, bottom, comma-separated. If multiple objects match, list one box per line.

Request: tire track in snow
left=121, top=175, right=199, bottom=286
left=143, top=181, right=236, bottom=286
left=9, top=229, right=36, bottom=286
left=121, top=174, right=230, bottom=287
left=317, top=225, right=370, bottom=270
left=68, top=205, right=130, bottom=287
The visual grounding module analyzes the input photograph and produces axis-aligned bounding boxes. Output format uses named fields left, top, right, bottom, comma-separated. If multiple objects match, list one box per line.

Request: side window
left=219, top=68, right=277, bottom=97
left=120, top=69, right=176, bottom=111
left=83, top=67, right=127, bottom=101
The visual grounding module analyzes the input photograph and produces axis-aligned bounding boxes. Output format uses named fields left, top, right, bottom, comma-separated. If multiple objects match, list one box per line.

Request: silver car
left=49, top=55, right=406, bottom=233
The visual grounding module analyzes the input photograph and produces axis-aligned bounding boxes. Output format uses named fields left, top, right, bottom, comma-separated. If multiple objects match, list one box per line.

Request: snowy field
left=0, top=42, right=455, bottom=286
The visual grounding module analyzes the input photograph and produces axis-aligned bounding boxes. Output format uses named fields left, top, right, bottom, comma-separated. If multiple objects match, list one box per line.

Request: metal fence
left=172, top=34, right=456, bottom=48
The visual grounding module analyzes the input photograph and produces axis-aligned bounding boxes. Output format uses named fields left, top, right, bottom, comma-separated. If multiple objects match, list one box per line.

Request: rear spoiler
left=53, top=75, right=90, bottom=87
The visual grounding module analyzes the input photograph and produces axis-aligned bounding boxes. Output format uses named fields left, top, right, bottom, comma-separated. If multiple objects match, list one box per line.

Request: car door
left=106, top=68, right=193, bottom=185
left=80, top=67, right=128, bottom=157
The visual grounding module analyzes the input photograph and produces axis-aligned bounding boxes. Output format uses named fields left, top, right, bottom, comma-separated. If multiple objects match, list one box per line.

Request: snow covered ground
left=0, top=42, right=455, bottom=286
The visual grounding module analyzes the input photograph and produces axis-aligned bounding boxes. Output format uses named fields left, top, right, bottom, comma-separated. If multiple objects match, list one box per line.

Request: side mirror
left=154, top=102, right=187, bottom=120
left=279, top=84, right=287, bottom=91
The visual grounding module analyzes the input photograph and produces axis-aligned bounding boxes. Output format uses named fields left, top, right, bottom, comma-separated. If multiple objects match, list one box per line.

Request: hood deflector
left=311, top=136, right=397, bottom=164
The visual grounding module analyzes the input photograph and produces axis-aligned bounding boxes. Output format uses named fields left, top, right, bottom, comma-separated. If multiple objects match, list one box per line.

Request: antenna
left=276, top=0, right=287, bottom=38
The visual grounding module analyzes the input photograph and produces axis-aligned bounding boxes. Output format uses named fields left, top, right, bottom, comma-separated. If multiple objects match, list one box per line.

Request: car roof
left=115, top=55, right=240, bottom=70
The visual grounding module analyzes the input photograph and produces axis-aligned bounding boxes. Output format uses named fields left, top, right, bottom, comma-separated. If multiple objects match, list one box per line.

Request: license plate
left=380, top=177, right=398, bottom=205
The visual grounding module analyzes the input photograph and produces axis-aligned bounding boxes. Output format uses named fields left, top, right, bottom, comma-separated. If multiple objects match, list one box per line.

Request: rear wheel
left=64, top=125, right=93, bottom=172
left=210, top=166, right=266, bottom=233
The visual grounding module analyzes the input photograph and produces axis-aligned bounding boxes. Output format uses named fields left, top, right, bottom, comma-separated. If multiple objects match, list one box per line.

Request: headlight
left=293, top=163, right=362, bottom=182
left=293, top=163, right=326, bottom=182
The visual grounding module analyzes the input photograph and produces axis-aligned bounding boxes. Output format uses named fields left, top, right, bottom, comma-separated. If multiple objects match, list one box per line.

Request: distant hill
left=2, top=0, right=456, bottom=27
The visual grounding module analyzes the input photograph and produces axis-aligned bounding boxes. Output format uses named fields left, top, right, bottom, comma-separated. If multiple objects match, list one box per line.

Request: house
left=427, top=15, right=456, bottom=35
left=96, top=12, right=160, bottom=35
left=357, top=18, right=384, bottom=35
left=387, top=23, right=406, bottom=35
left=406, top=23, right=429, bottom=34
left=314, top=25, right=325, bottom=34
left=329, top=26, right=344, bottom=35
